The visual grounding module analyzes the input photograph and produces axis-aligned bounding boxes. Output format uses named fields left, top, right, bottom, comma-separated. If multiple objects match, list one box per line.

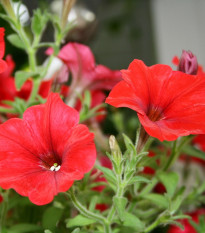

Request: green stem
left=163, top=140, right=177, bottom=171
left=143, top=218, right=161, bottom=233
left=107, top=174, right=124, bottom=222
left=27, top=78, right=41, bottom=105
left=0, top=190, right=9, bottom=232
left=68, top=187, right=111, bottom=233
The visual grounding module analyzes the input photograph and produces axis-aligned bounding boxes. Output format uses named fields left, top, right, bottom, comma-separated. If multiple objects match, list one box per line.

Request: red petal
left=61, top=124, right=96, bottom=179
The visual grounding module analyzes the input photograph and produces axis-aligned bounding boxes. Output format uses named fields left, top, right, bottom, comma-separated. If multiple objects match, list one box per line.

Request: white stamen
left=50, top=164, right=61, bottom=172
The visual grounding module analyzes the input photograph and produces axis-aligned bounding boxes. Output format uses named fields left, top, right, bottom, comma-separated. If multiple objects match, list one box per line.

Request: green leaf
left=95, top=165, right=116, bottom=186
left=31, top=9, right=49, bottom=36
left=66, top=215, right=96, bottom=228
left=170, top=195, right=184, bottom=214
left=42, top=207, right=63, bottom=230
left=8, top=223, right=42, bottom=233
left=15, top=71, right=37, bottom=90
left=158, top=172, right=179, bottom=198
left=44, top=230, right=53, bottom=233
left=127, top=176, right=150, bottom=185
left=182, top=145, right=205, bottom=161
left=7, top=34, right=25, bottom=50
left=113, top=196, right=128, bottom=221
left=144, top=194, right=168, bottom=209
left=71, top=228, right=80, bottom=233
left=123, top=212, right=144, bottom=230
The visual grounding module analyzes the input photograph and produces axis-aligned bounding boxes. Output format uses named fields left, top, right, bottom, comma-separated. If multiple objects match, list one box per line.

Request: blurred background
left=2, top=0, right=205, bottom=70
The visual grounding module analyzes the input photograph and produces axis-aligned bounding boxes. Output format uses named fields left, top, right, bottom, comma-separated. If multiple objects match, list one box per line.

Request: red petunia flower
left=0, top=93, right=96, bottom=205
left=106, top=59, right=205, bottom=141
left=167, top=209, right=205, bottom=233
left=0, top=28, right=7, bottom=73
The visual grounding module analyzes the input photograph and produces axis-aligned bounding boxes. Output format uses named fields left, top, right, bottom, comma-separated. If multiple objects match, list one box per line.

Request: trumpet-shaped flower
left=106, top=59, right=205, bottom=141
left=0, top=93, right=96, bottom=205
left=58, top=42, right=122, bottom=91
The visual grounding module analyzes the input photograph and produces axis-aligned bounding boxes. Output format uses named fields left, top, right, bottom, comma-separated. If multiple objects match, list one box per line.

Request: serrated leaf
left=144, top=194, right=168, bottom=209
left=127, top=176, right=150, bottom=185
left=7, top=34, right=25, bottom=50
left=123, top=212, right=144, bottom=230
left=8, top=223, right=42, bottom=232
left=158, top=172, right=179, bottom=198
left=42, top=207, right=63, bottom=230
left=66, top=215, right=96, bottom=228
left=113, top=196, right=128, bottom=221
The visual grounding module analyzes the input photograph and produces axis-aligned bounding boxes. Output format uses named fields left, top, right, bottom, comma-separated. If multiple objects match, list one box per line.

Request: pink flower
left=57, top=42, right=122, bottom=91
left=0, top=93, right=96, bottom=205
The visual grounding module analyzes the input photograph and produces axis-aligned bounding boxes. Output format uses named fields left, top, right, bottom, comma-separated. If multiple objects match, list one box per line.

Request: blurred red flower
left=167, top=209, right=205, bottom=233
left=0, top=55, right=51, bottom=107
left=0, top=93, right=96, bottom=205
left=57, top=42, right=122, bottom=91
left=106, top=59, right=205, bottom=141
left=0, top=28, right=7, bottom=73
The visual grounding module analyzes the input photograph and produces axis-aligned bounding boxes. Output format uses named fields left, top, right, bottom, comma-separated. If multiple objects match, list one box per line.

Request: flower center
left=39, top=152, right=61, bottom=172
left=50, top=163, right=61, bottom=171
left=147, top=106, right=163, bottom=122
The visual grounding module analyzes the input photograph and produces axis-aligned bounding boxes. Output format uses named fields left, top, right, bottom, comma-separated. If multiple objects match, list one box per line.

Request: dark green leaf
left=42, top=207, right=63, bottom=230
left=8, top=223, right=42, bottom=233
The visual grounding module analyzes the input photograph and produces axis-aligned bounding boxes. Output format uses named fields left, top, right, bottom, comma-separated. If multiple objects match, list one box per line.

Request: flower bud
left=178, top=50, right=198, bottom=75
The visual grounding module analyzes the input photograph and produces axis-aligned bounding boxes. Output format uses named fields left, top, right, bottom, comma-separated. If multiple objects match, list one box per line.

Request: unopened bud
left=178, top=50, right=198, bottom=75
left=109, top=136, right=122, bottom=162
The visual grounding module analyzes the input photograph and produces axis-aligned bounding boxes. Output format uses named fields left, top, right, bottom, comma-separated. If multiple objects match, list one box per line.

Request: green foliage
left=7, top=33, right=25, bottom=50
left=66, top=215, right=96, bottom=228
left=31, top=9, right=49, bottom=37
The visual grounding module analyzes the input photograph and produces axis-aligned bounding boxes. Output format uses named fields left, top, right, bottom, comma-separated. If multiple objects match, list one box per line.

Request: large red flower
left=0, top=93, right=96, bottom=205
left=106, top=59, right=205, bottom=141
left=0, top=28, right=7, bottom=73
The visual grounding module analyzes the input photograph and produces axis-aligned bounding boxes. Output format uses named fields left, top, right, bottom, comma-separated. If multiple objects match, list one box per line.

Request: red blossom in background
left=0, top=55, right=52, bottom=107
left=0, top=194, right=3, bottom=203
left=167, top=209, right=205, bottom=233
left=0, top=28, right=7, bottom=73
left=106, top=59, right=205, bottom=141
left=0, top=93, right=96, bottom=205
left=57, top=42, right=122, bottom=91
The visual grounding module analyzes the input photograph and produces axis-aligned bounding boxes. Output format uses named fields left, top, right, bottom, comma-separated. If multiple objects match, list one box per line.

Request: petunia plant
left=0, top=1, right=205, bottom=233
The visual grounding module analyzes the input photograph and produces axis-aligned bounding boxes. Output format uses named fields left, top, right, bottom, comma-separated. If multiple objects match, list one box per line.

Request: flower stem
left=68, top=187, right=111, bottom=233
left=0, top=190, right=9, bottom=232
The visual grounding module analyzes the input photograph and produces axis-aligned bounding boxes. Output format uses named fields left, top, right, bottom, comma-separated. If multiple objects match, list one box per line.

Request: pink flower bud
left=178, top=50, right=198, bottom=75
